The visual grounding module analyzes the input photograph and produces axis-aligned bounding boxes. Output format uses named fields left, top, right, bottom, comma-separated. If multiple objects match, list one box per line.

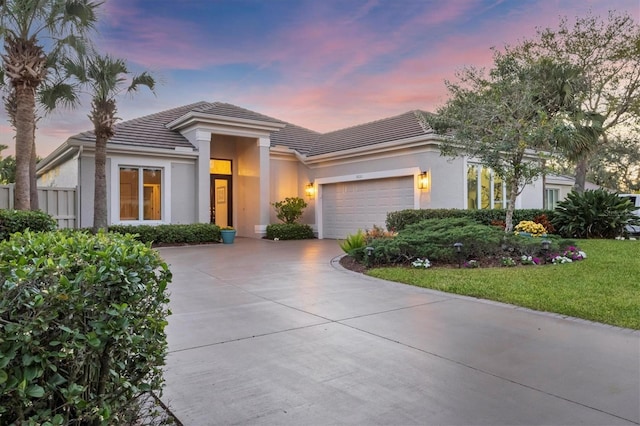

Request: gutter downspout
left=76, top=145, right=83, bottom=229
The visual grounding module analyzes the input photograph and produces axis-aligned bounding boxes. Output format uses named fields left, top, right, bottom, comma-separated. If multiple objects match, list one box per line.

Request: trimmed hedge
left=0, top=230, right=171, bottom=424
left=266, top=223, right=315, bottom=240
left=0, top=209, right=57, bottom=240
left=109, top=223, right=220, bottom=245
left=386, top=208, right=556, bottom=232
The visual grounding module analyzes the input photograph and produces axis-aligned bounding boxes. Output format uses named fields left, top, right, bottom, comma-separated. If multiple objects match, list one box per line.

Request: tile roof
left=72, top=101, right=214, bottom=150
left=192, top=102, right=286, bottom=125
left=68, top=102, right=433, bottom=157
left=308, top=110, right=433, bottom=156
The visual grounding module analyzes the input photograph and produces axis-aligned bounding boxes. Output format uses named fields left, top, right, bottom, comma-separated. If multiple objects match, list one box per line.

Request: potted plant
left=220, top=226, right=236, bottom=244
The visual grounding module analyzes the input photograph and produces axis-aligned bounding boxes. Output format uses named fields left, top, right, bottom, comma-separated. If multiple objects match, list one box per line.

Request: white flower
left=578, top=251, right=587, bottom=259
left=412, top=258, right=431, bottom=268
left=552, top=255, right=573, bottom=264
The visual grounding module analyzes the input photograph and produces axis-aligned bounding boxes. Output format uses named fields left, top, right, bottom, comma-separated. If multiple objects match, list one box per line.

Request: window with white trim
left=544, top=188, right=559, bottom=210
left=467, top=165, right=511, bottom=210
left=119, top=167, right=162, bottom=221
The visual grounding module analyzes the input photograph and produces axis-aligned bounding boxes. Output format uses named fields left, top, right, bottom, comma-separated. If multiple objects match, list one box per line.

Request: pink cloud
left=17, top=0, right=640, bottom=156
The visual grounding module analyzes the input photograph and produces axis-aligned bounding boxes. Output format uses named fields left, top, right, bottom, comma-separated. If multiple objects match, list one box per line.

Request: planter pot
left=518, top=232, right=532, bottom=238
left=220, top=229, right=236, bottom=244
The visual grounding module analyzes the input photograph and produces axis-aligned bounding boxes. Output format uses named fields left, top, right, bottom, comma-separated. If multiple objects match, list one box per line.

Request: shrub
left=552, top=190, right=639, bottom=238
left=367, top=218, right=507, bottom=266
left=266, top=223, right=314, bottom=240
left=109, top=223, right=220, bottom=245
left=514, top=220, right=547, bottom=237
left=0, top=209, right=57, bottom=240
left=364, top=224, right=397, bottom=243
left=533, top=213, right=555, bottom=234
left=386, top=208, right=555, bottom=232
left=0, top=231, right=171, bottom=424
left=272, top=197, right=307, bottom=224
left=339, top=230, right=366, bottom=254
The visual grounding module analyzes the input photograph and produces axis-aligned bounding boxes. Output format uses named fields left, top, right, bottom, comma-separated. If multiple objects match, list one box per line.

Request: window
left=467, top=165, right=510, bottom=210
left=120, top=167, right=162, bottom=221
left=544, top=188, right=559, bottom=210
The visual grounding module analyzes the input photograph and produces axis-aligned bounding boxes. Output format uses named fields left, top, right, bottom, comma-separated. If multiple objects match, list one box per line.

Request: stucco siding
left=38, top=157, right=78, bottom=188
left=269, top=158, right=300, bottom=223
left=520, top=178, right=544, bottom=209
left=78, top=155, right=97, bottom=228
left=310, top=148, right=464, bottom=210
left=171, top=162, right=197, bottom=224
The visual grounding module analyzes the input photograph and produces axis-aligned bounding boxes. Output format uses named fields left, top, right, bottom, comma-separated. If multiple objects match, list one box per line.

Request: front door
left=210, top=159, right=233, bottom=227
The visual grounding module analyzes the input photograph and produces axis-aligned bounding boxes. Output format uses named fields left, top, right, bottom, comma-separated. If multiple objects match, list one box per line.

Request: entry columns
left=256, top=137, right=271, bottom=237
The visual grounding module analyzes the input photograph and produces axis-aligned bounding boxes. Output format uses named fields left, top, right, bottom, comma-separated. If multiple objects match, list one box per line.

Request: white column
left=255, top=137, right=270, bottom=237
left=182, top=129, right=211, bottom=223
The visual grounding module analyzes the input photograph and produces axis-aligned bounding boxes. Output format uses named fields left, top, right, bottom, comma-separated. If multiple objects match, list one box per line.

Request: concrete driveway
left=158, top=238, right=639, bottom=425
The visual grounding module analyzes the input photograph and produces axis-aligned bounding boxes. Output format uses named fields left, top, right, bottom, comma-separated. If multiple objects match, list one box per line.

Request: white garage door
left=322, top=176, right=414, bottom=239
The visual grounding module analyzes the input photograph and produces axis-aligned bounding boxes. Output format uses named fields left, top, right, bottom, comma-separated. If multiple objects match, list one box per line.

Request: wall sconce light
left=305, top=182, right=315, bottom=198
left=418, top=170, right=431, bottom=191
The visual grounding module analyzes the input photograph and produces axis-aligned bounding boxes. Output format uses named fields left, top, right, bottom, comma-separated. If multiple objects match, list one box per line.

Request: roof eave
left=305, top=134, right=442, bottom=164
left=166, top=111, right=287, bottom=132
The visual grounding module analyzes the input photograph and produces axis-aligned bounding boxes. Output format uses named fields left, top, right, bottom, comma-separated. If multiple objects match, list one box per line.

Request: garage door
left=322, top=176, right=414, bottom=239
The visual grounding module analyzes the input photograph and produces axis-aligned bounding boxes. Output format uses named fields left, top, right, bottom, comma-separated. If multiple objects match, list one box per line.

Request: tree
left=586, top=133, right=640, bottom=192
left=0, top=0, right=100, bottom=210
left=512, top=11, right=640, bottom=192
left=59, top=54, right=155, bottom=231
left=424, top=51, right=563, bottom=232
left=0, top=144, right=16, bottom=184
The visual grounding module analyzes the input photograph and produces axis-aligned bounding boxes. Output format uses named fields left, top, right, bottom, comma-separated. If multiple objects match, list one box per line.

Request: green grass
left=367, top=240, right=640, bottom=329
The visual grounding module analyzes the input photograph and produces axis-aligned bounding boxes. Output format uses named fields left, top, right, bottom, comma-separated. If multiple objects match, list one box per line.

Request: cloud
left=17, top=0, right=640, bottom=156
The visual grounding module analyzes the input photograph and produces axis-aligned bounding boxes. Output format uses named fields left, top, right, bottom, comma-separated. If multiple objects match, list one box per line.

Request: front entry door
left=210, top=175, right=232, bottom=227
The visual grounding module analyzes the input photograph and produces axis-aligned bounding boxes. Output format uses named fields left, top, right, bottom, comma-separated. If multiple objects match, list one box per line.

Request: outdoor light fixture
left=417, top=170, right=431, bottom=191
left=453, top=242, right=463, bottom=268
left=305, top=182, right=315, bottom=198
left=541, top=239, right=551, bottom=264
left=541, top=240, right=551, bottom=252
left=365, top=246, right=375, bottom=267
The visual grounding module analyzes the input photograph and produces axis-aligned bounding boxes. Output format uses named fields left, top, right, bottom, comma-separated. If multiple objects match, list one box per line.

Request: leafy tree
left=0, top=144, right=16, bottom=184
left=512, top=11, right=640, bottom=192
left=425, top=51, right=562, bottom=232
left=0, top=0, right=100, bottom=210
left=584, top=133, right=640, bottom=192
left=52, top=54, right=156, bottom=231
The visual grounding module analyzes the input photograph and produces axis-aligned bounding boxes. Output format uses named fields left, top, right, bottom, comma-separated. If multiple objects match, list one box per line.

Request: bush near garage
left=266, top=223, right=315, bottom=240
left=109, top=223, right=220, bottom=245
left=360, top=217, right=573, bottom=267
left=0, top=231, right=172, bottom=424
left=0, top=209, right=57, bottom=240
left=386, top=208, right=555, bottom=232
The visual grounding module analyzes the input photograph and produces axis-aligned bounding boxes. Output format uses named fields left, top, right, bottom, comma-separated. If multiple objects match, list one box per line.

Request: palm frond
left=38, top=81, right=80, bottom=113
left=128, top=72, right=156, bottom=94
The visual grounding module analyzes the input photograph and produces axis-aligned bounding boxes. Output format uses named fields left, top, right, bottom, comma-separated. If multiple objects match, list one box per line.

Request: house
left=37, top=101, right=568, bottom=239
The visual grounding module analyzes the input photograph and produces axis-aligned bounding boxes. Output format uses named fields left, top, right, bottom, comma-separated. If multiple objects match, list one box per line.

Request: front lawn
left=367, top=239, right=640, bottom=330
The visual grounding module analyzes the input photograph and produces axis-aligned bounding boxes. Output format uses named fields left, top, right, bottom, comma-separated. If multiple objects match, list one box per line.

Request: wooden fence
left=0, top=184, right=77, bottom=229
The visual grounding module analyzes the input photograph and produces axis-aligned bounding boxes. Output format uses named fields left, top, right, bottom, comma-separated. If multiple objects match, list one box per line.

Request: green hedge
left=0, top=209, right=57, bottom=240
left=266, top=223, right=315, bottom=240
left=0, top=231, right=172, bottom=424
left=109, top=223, right=220, bottom=245
left=359, top=218, right=573, bottom=267
left=386, top=208, right=556, bottom=231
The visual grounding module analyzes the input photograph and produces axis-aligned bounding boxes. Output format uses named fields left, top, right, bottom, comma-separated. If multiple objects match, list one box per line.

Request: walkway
left=159, top=238, right=639, bottom=425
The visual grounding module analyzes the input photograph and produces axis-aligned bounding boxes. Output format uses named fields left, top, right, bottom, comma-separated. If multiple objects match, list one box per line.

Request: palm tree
left=62, top=54, right=155, bottom=231
left=0, top=0, right=100, bottom=210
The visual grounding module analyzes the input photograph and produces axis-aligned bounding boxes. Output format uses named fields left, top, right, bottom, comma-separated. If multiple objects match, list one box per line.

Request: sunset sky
left=1, top=0, right=639, bottom=157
